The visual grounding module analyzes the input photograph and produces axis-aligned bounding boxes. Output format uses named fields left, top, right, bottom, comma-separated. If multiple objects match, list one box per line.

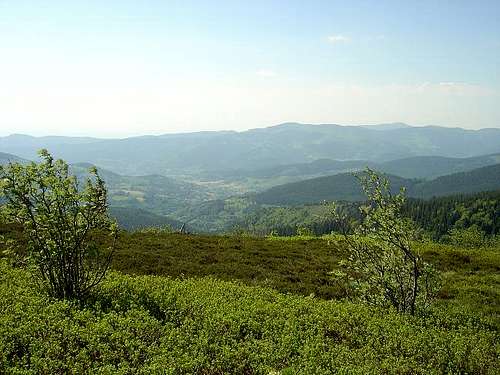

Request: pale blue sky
left=1, top=0, right=499, bottom=136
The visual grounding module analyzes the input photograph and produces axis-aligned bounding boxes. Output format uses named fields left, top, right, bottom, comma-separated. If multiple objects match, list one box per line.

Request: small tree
left=447, top=225, right=487, bottom=248
left=332, top=168, right=440, bottom=315
left=0, top=149, right=117, bottom=301
left=296, top=225, right=313, bottom=237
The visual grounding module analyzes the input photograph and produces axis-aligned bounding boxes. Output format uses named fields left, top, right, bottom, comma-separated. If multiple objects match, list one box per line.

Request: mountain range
left=2, top=123, right=500, bottom=232
left=2, top=123, right=500, bottom=177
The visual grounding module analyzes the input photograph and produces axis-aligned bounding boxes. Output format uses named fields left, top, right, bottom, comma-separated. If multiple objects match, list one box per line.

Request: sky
left=0, top=0, right=499, bottom=137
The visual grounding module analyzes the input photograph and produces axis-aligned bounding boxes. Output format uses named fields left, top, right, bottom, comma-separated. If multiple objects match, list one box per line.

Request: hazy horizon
left=1, top=1, right=499, bottom=137
left=3, top=121, right=500, bottom=140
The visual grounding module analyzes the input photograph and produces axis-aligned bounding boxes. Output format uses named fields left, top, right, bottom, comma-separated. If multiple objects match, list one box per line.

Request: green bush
left=447, top=226, right=490, bottom=248
left=296, top=225, right=314, bottom=237
left=134, top=224, right=174, bottom=235
left=0, top=150, right=117, bottom=301
left=333, top=169, right=440, bottom=314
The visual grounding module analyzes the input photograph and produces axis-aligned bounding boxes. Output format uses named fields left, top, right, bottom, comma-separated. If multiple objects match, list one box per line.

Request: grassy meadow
left=1, top=229, right=498, bottom=373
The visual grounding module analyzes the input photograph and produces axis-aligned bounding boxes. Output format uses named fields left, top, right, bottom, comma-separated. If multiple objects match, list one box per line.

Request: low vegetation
left=1, top=259, right=498, bottom=374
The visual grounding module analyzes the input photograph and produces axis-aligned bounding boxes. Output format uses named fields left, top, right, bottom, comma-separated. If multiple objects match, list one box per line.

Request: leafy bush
left=446, top=225, right=489, bottom=248
left=333, top=169, right=441, bottom=314
left=134, top=224, right=174, bottom=235
left=296, top=225, right=314, bottom=237
left=0, top=150, right=117, bottom=301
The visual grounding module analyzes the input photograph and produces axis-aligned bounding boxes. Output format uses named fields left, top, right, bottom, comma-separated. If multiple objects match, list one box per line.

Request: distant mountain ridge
left=206, top=153, right=500, bottom=181
left=0, top=152, right=29, bottom=165
left=360, top=122, right=412, bottom=130
left=2, top=123, right=500, bottom=176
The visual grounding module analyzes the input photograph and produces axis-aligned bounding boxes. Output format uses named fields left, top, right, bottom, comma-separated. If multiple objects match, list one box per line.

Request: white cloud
left=327, top=35, right=350, bottom=44
left=256, top=69, right=276, bottom=77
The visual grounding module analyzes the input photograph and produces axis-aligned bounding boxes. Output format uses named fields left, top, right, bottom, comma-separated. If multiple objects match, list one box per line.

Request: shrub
left=447, top=225, right=488, bottom=248
left=135, top=224, right=174, bottom=235
left=333, top=169, right=441, bottom=314
left=0, top=150, right=117, bottom=301
left=296, top=225, right=313, bottom=237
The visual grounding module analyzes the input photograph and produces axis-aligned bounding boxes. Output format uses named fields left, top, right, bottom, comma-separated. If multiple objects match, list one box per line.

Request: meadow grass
left=1, top=229, right=499, bottom=373
left=1, top=260, right=498, bottom=374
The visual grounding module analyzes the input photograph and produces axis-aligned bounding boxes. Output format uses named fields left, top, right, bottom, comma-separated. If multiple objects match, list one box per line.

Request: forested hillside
left=377, top=153, right=500, bottom=179
left=252, top=172, right=412, bottom=205
left=404, top=191, right=500, bottom=238
left=252, top=164, right=500, bottom=206
left=0, top=152, right=28, bottom=165
left=236, top=191, right=500, bottom=239
left=3, top=148, right=500, bottom=224
left=410, top=164, right=500, bottom=198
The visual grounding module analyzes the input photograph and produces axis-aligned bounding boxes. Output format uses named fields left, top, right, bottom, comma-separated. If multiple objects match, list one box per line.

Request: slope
left=252, top=164, right=500, bottom=206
